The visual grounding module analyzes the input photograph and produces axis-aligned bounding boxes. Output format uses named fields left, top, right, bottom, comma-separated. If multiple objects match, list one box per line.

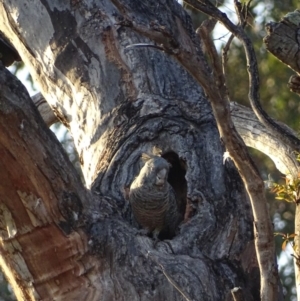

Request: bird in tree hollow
left=129, top=154, right=180, bottom=239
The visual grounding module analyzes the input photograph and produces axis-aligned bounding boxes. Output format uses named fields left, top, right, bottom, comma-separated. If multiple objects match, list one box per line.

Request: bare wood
left=231, top=102, right=298, bottom=176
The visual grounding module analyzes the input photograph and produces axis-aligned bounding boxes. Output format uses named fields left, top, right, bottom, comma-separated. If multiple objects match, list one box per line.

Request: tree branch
left=264, top=10, right=300, bottom=96
left=187, top=0, right=300, bottom=153
left=264, top=10, right=300, bottom=75
left=231, top=102, right=299, bottom=176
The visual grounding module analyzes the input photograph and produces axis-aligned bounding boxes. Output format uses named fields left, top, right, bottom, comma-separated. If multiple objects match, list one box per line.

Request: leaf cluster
left=274, top=232, right=297, bottom=251
left=272, top=178, right=300, bottom=204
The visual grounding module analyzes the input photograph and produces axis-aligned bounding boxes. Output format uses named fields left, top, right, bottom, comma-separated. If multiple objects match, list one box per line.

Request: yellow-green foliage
left=272, top=178, right=300, bottom=204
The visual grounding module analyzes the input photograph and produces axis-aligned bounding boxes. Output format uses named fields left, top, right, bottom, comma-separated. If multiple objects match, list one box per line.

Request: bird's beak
left=156, top=168, right=167, bottom=186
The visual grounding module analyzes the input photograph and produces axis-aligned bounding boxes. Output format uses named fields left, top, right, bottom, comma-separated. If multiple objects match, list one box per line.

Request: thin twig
left=197, top=19, right=228, bottom=100
left=184, top=1, right=281, bottom=300
left=188, top=0, right=300, bottom=152
left=222, top=0, right=252, bottom=97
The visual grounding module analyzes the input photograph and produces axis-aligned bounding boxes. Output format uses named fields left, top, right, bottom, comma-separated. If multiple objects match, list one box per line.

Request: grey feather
left=129, top=155, right=180, bottom=238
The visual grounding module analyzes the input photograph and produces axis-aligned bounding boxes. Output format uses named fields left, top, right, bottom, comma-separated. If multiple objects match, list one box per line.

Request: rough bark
left=0, top=1, right=276, bottom=300
left=264, top=10, right=300, bottom=76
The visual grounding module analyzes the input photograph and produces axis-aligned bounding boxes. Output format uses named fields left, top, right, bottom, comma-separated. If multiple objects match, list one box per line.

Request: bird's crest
left=152, top=145, right=162, bottom=156
left=141, top=146, right=163, bottom=163
left=141, top=153, right=153, bottom=163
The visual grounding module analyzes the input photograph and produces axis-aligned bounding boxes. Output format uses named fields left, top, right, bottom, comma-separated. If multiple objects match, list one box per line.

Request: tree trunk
left=0, top=1, right=275, bottom=300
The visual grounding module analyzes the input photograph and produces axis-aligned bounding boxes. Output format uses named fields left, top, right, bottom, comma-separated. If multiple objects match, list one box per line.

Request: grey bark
left=230, top=102, right=299, bottom=176
left=0, top=1, right=272, bottom=300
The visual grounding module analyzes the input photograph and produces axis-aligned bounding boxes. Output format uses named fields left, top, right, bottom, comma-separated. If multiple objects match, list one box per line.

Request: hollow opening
left=162, top=151, right=187, bottom=235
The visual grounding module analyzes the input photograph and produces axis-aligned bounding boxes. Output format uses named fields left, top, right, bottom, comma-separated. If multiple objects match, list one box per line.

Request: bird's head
left=155, top=168, right=168, bottom=186
left=139, top=154, right=171, bottom=187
